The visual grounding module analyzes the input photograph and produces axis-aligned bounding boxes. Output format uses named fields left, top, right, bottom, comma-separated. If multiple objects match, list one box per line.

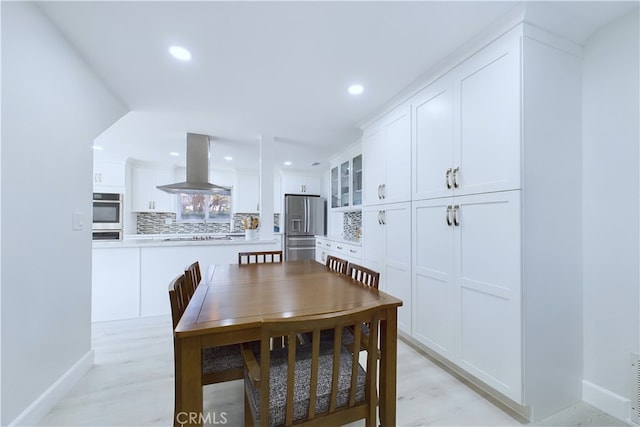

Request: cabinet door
left=453, top=190, right=522, bottom=402
left=362, top=125, right=385, bottom=206
left=131, top=166, right=155, bottom=211
left=383, top=107, right=411, bottom=204
left=235, top=172, right=260, bottom=213
left=152, top=168, right=174, bottom=212
left=351, top=154, right=363, bottom=206
left=340, top=160, right=350, bottom=208
left=382, top=202, right=412, bottom=334
left=282, top=173, right=322, bottom=195
left=412, top=198, right=455, bottom=358
left=303, top=174, right=322, bottom=195
left=93, top=160, right=125, bottom=192
left=330, top=166, right=339, bottom=208
left=454, top=35, right=521, bottom=196
left=413, top=76, right=454, bottom=201
left=361, top=205, right=384, bottom=274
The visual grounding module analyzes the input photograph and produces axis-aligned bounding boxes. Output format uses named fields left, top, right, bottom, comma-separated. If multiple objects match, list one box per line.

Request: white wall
left=582, top=8, right=639, bottom=421
left=1, top=2, right=126, bottom=425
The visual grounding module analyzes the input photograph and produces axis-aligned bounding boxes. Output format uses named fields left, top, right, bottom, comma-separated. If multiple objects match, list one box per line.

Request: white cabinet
left=330, top=146, right=363, bottom=210
left=362, top=105, right=411, bottom=206
left=412, top=32, right=520, bottom=201
left=131, top=164, right=174, bottom=212
left=315, top=237, right=362, bottom=265
left=412, top=191, right=522, bottom=401
left=282, top=172, right=322, bottom=195
left=93, top=160, right=125, bottom=193
left=362, top=202, right=411, bottom=335
left=92, top=247, right=140, bottom=322
left=235, top=171, right=259, bottom=213
left=406, top=24, right=582, bottom=415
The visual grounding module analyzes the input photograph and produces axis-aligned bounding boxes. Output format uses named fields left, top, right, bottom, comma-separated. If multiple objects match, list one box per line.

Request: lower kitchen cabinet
left=362, top=202, right=411, bottom=335
left=92, top=247, right=140, bottom=322
left=412, top=190, right=522, bottom=402
left=315, top=237, right=361, bottom=265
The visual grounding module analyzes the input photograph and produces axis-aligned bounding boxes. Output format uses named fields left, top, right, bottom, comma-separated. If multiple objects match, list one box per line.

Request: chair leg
left=244, top=392, right=254, bottom=427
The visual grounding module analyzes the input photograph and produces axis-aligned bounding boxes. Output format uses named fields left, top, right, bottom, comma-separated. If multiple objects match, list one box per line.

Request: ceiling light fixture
left=170, top=152, right=180, bottom=157
left=92, top=145, right=104, bottom=150
left=169, top=45, right=192, bottom=61
left=224, top=156, right=233, bottom=161
left=284, top=161, right=292, bottom=166
left=348, top=84, right=364, bottom=95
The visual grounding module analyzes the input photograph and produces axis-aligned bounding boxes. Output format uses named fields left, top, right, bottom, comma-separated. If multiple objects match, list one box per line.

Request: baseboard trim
left=399, top=332, right=530, bottom=423
left=582, top=379, right=631, bottom=423
left=9, top=349, right=94, bottom=426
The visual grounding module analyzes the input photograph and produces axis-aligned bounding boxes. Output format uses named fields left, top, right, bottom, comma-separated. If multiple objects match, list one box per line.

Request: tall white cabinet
left=363, top=23, right=583, bottom=421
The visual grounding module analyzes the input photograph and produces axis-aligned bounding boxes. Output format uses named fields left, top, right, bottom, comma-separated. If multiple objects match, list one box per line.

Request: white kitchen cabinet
left=315, top=237, right=362, bottom=266
left=93, top=160, right=125, bottom=193
left=234, top=171, right=259, bottom=213
left=412, top=191, right=522, bottom=401
left=330, top=145, right=363, bottom=210
left=362, top=202, right=411, bottom=335
left=281, top=172, right=322, bottom=195
left=405, top=24, right=583, bottom=417
left=131, top=163, right=174, bottom=212
left=92, top=247, right=140, bottom=322
left=362, top=105, right=411, bottom=206
left=412, top=32, right=520, bottom=201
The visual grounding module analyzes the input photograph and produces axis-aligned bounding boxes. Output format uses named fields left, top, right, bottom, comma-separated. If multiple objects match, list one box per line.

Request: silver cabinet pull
left=382, top=184, right=386, bottom=199
left=453, top=167, right=460, bottom=188
left=446, top=205, right=453, bottom=226
left=453, top=205, right=460, bottom=226
left=377, top=184, right=382, bottom=199
left=349, top=249, right=357, bottom=253
left=381, top=210, right=386, bottom=225
left=446, top=168, right=453, bottom=189
left=337, top=246, right=343, bottom=250
left=377, top=211, right=382, bottom=224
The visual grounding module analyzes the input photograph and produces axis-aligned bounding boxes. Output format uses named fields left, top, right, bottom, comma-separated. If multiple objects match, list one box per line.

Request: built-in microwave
left=93, top=193, right=122, bottom=239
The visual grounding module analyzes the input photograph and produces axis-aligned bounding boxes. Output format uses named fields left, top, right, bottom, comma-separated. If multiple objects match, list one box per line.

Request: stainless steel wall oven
left=93, top=192, right=122, bottom=240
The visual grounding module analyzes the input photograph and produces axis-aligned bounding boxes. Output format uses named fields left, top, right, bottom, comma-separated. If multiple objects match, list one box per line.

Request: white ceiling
left=37, top=1, right=638, bottom=171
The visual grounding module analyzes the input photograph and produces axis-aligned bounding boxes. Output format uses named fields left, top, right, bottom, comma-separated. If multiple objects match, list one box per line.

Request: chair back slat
left=184, top=261, right=201, bottom=295
left=347, top=263, right=380, bottom=289
left=168, top=274, right=189, bottom=329
left=238, top=250, right=283, bottom=264
left=326, top=255, right=348, bottom=274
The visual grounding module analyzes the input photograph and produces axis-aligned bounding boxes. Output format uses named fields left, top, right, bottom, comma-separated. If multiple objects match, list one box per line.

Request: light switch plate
left=72, top=211, right=85, bottom=231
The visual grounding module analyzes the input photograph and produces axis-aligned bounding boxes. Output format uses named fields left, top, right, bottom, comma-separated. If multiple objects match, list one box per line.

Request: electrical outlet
left=72, top=212, right=85, bottom=231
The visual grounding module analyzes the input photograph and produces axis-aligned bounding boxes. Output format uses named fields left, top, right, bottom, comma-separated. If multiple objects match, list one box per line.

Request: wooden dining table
left=173, top=259, right=403, bottom=426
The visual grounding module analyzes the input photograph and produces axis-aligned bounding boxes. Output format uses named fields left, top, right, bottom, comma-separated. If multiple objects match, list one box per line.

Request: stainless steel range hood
left=156, top=133, right=231, bottom=195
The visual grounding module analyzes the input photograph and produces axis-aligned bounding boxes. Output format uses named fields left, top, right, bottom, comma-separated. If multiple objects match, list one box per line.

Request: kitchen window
left=177, top=193, right=231, bottom=222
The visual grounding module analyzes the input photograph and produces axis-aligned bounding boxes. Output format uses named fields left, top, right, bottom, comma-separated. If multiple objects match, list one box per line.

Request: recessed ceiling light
left=169, top=45, right=192, bottom=61
left=170, top=152, right=180, bottom=157
left=284, top=161, right=292, bottom=166
left=348, top=84, right=364, bottom=95
left=224, top=156, right=233, bottom=161
left=92, top=145, right=104, bottom=150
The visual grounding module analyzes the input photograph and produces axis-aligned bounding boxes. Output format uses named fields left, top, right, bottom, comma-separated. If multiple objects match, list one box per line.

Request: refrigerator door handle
left=305, top=198, right=310, bottom=233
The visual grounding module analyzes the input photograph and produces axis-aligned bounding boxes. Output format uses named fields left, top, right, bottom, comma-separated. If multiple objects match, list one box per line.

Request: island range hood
left=156, top=133, right=231, bottom=195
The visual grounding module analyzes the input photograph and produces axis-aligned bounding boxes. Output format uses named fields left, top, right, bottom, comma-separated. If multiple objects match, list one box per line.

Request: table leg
left=378, top=308, right=397, bottom=427
left=174, top=336, right=202, bottom=427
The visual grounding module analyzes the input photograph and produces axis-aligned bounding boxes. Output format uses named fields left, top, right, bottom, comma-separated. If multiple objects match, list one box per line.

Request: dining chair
left=238, top=250, right=283, bottom=264
left=184, top=261, right=201, bottom=296
left=326, top=255, right=348, bottom=274
left=168, top=274, right=246, bottom=387
left=347, top=262, right=380, bottom=289
left=241, top=306, right=380, bottom=427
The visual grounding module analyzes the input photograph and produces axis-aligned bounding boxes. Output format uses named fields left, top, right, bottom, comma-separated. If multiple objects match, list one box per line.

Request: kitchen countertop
left=315, top=235, right=361, bottom=246
left=93, top=233, right=281, bottom=248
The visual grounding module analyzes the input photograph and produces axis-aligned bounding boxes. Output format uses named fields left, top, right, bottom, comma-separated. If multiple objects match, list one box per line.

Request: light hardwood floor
left=40, top=316, right=629, bottom=426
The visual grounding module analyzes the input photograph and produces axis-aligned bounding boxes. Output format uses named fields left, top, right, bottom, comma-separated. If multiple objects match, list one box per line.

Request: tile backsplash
left=136, top=212, right=280, bottom=235
left=343, top=211, right=362, bottom=241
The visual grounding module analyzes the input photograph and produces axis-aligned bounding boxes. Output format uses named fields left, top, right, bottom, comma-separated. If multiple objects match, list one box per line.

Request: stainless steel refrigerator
left=284, top=195, right=326, bottom=261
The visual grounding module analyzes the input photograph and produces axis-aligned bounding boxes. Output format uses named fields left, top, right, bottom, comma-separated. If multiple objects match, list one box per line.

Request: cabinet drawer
left=334, top=242, right=361, bottom=259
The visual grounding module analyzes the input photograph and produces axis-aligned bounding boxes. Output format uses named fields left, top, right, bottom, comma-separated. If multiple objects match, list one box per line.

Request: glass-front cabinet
left=330, top=148, right=362, bottom=210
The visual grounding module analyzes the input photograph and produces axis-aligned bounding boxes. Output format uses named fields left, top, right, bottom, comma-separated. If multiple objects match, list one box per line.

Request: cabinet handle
left=381, top=210, right=386, bottom=225
left=337, top=246, right=343, bottom=250
left=382, top=184, right=386, bottom=199
left=349, top=249, right=357, bottom=253
left=446, top=168, right=453, bottom=189
left=377, top=211, right=382, bottom=225
left=446, top=205, right=453, bottom=226
left=377, top=185, right=382, bottom=199
left=327, top=243, right=332, bottom=247
left=453, top=167, right=460, bottom=189
left=453, top=205, right=460, bottom=226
